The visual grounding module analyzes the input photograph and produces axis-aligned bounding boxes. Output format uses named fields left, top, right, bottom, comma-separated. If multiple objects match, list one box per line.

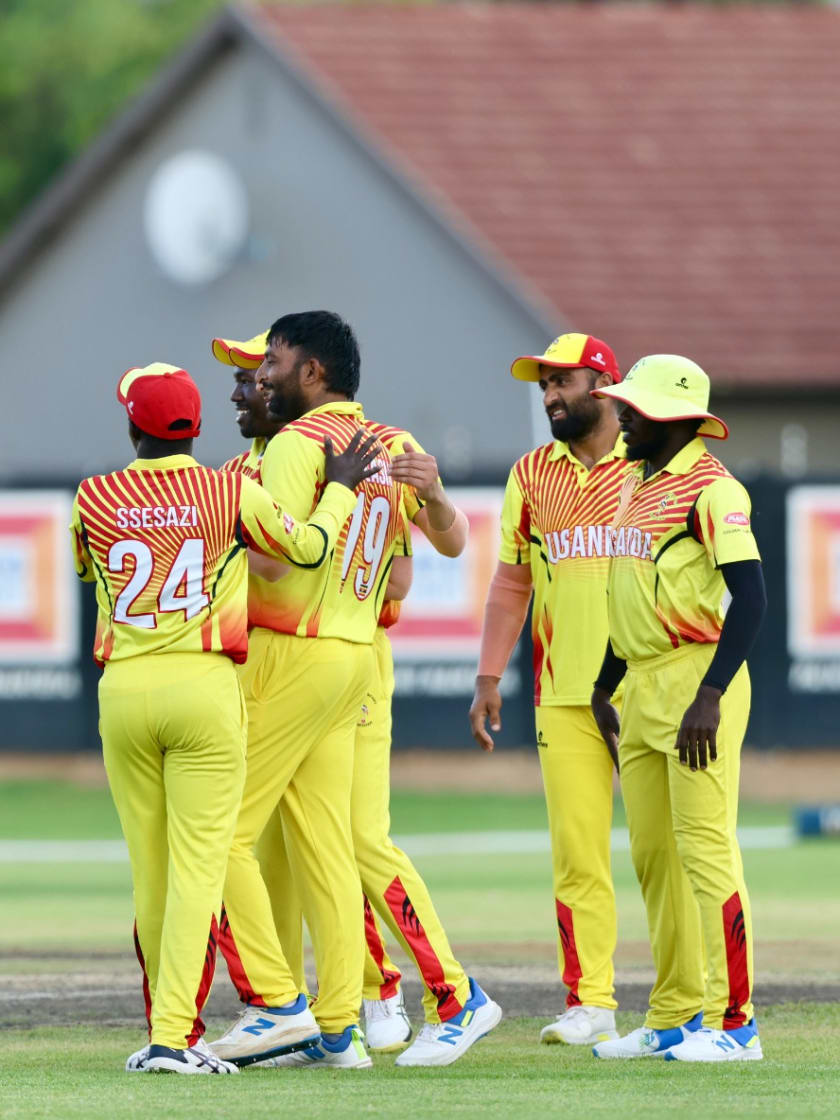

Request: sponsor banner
left=390, top=487, right=505, bottom=668
left=0, top=491, right=80, bottom=665
left=787, top=485, right=840, bottom=691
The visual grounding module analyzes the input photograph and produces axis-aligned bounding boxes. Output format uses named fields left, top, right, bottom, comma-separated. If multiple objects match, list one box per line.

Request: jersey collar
left=299, top=400, right=365, bottom=422
left=549, top=431, right=626, bottom=466
left=127, top=455, right=199, bottom=471
left=633, top=436, right=706, bottom=484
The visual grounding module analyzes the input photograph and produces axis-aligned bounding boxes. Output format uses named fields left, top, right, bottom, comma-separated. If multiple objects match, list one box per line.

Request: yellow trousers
left=233, top=629, right=470, bottom=1024
left=535, top=705, right=618, bottom=1009
left=220, top=628, right=371, bottom=1033
left=100, top=652, right=246, bottom=1050
left=619, top=642, right=754, bottom=1030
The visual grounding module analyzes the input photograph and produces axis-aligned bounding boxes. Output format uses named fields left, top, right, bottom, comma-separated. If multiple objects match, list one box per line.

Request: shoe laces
left=363, top=998, right=396, bottom=1023
left=191, top=1038, right=234, bottom=1072
left=557, top=1005, right=591, bottom=1025
left=415, top=1022, right=448, bottom=1043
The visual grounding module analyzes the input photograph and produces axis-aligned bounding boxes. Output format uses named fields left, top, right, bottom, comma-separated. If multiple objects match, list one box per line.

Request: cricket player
left=71, top=363, right=372, bottom=1074
left=211, top=329, right=410, bottom=1011
left=470, top=333, right=630, bottom=1046
left=209, top=313, right=500, bottom=1069
left=590, top=354, right=767, bottom=1062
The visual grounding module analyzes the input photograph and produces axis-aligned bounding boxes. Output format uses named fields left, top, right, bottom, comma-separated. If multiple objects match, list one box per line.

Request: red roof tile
left=254, top=3, right=840, bottom=387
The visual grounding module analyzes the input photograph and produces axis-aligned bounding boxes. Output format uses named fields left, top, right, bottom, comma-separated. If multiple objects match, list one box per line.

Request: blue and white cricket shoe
left=145, top=1037, right=238, bottom=1074
left=395, top=979, right=502, bottom=1067
left=208, top=995, right=320, bottom=1066
left=260, top=1025, right=372, bottom=1069
left=593, top=1012, right=703, bottom=1059
left=125, top=1044, right=149, bottom=1072
left=664, top=1019, right=763, bottom=1062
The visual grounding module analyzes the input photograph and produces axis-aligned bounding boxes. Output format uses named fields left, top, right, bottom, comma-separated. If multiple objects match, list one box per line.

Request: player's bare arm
left=385, top=554, right=413, bottom=602
left=675, top=558, right=767, bottom=772
left=469, top=562, right=533, bottom=752
left=390, top=441, right=468, bottom=557
left=591, top=640, right=626, bottom=772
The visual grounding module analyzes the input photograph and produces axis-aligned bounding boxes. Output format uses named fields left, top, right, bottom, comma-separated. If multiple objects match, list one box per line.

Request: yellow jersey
left=606, top=438, right=760, bottom=664
left=219, top=437, right=267, bottom=480
left=70, top=454, right=355, bottom=666
left=254, top=402, right=425, bottom=644
left=499, top=437, right=630, bottom=705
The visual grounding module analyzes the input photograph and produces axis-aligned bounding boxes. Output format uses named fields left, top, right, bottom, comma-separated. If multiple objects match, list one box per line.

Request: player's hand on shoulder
left=390, top=441, right=443, bottom=502
left=469, top=675, right=502, bottom=753
left=591, top=687, right=621, bottom=773
left=324, top=430, right=381, bottom=491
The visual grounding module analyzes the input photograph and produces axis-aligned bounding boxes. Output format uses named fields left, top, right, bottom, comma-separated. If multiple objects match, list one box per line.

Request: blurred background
left=1, top=0, right=839, bottom=756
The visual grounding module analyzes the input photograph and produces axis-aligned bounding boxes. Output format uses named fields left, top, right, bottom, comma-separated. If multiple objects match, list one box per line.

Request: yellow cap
left=211, top=331, right=268, bottom=370
left=592, top=354, right=728, bottom=440
left=511, top=333, right=620, bottom=383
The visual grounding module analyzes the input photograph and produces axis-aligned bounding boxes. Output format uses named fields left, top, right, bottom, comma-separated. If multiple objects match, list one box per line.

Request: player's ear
left=302, top=357, right=326, bottom=387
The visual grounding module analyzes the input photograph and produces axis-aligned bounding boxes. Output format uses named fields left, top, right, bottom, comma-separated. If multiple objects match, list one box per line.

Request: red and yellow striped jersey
left=70, top=454, right=355, bottom=666
left=219, top=436, right=267, bottom=480
left=254, top=402, right=424, bottom=644
left=499, top=436, right=630, bottom=705
left=607, top=438, right=760, bottom=663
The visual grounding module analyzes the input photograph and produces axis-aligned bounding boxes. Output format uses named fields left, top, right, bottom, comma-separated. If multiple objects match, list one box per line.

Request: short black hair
left=267, top=311, right=361, bottom=399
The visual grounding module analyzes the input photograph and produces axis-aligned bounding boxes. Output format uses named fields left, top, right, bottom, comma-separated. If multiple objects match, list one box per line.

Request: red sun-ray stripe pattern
left=722, top=890, right=750, bottom=1029
left=188, top=914, right=219, bottom=1046
left=74, top=462, right=254, bottom=664
left=505, top=441, right=632, bottom=706
left=363, top=897, right=401, bottom=1000
left=217, top=905, right=267, bottom=1007
left=383, top=875, right=463, bottom=1020
left=555, top=900, right=583, bottom=1008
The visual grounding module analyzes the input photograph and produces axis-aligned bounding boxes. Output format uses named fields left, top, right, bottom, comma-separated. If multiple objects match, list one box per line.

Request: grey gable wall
left=0, top=42, right=556, bottom=483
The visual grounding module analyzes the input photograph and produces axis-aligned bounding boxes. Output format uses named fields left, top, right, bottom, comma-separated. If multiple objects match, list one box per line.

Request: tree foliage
left=0, top=0, right=222, bottom=235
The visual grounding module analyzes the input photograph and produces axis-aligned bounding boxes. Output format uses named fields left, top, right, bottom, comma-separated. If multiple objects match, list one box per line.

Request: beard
left=267, top=369, right=307, bottom=425
left=549, top=397, right=602, bottom=442
left=623, top=430, right=669, bottom=462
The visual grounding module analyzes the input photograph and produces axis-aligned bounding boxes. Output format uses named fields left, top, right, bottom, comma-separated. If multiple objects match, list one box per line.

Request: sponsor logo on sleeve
left=723, top=512, right=750, bottom=526
left=283, top=512, right=296, bottom=535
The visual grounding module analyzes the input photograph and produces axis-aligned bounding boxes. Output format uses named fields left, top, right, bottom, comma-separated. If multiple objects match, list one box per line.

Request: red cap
left=117, top=363, right=202, bottom=440
left=511, top=333, right=621, bottom=383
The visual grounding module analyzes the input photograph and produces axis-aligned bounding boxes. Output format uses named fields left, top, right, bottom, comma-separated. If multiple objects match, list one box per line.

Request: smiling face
left=539, top=365, right=605, bottom=442
left=257, top=338, right=312, bottom=427
left=230, top=364, right=280, bottom=439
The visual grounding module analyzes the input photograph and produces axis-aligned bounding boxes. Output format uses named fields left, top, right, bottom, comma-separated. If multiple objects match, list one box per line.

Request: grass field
left=2, top=778, right=839, bottom=1118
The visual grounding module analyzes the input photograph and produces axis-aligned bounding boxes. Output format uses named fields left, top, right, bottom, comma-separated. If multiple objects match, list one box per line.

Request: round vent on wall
left=143, top=150, right=249, bottom=285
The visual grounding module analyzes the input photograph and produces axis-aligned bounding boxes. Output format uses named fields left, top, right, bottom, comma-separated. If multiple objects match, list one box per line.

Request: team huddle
left=71, top=315, right=767, bottom=1074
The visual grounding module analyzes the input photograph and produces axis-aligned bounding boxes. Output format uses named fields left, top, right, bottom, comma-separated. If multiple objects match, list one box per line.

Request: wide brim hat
left=592, top=354, right=728, bottom=440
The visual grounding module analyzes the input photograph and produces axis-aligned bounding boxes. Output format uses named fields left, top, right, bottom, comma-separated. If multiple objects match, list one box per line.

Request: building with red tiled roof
left=0, top=3, right=837, bottom=480
left=258, top=3, right=840, bottom=393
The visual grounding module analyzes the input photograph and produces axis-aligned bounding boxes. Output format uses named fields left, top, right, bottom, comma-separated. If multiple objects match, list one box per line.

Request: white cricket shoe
left=363, top=989, right=412, bottom=1052
left=593, top=1012, right=703, bottom=1059
left=208, top=995, right=320, bottom=1066
left=125, top=1044, right=149, bottom=1072
left=146, top=1037, right=238, bottom=1074
left=395, top=978, right=501, bottom=1068
left=260, top=1025, right=372, bottom=1069
left=540, top=1005, right=618, bottom=1045
left=664, top=1021, right=763, bottom=1062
